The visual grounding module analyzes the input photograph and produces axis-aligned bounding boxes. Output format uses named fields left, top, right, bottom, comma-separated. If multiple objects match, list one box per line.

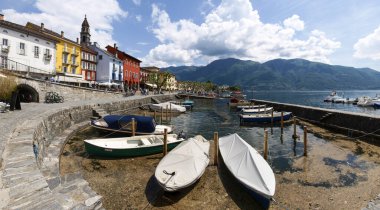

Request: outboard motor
left=177, top=130, right=186, bottom=139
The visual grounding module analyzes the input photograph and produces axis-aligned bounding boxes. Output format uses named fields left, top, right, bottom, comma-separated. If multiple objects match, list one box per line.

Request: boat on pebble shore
left=155, top=135, right=210, bottom=192
left=150, top=102, right=187, bottom=113
left=84, top=134, right=185, bottom=157
left=91, top=115, right=173, bottom=135
left=219, top=133, right=275, bottom=207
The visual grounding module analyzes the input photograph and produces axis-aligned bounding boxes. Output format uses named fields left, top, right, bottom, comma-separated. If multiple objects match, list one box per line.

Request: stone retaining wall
left=1, top=94, right=174, bottom=209
left=251, top=99, right=380, bottom=144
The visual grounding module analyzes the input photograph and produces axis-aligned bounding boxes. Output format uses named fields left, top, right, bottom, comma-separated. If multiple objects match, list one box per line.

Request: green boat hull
left=84, top=140, right=184, bottom=158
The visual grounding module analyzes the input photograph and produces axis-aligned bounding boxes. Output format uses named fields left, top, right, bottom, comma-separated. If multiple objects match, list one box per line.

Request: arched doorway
left=17, top=84, right=39, bottom=103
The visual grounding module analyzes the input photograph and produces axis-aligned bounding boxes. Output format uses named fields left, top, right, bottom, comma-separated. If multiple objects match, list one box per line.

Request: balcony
left=72, top=51, right=79, bottom=56
left=71, top=62, right=79, bottom=67
left=1, top=45, right=10, bottom=53
left=62, top=48, right=69, bottom=54
left=62, top=59, right=69, bottom=65
left=44, top=54, right=52, bottom=61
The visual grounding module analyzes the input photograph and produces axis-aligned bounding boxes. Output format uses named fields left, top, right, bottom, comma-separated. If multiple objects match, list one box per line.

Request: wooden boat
left=84, top=134, right=184, bottom=157
left=155, top=135, right=210, bottom=192
left=219, top=133, right=275, bottom=206
left=241, top=107, right=273, bottom=114
left=239, top=111, right=292, bottom=123
left=91, top=115, right=172, bottom=135
left=150, top=102, right=186, bottom=113
left=170, top=100, right=194, bottom=110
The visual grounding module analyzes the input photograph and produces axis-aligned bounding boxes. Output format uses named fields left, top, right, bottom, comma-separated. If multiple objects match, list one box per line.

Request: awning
left=145, top=83, right=157, bottom=88
left=57, top=75, right=89, bottom=84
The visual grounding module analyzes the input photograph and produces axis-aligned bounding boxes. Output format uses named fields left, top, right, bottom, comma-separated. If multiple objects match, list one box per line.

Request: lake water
left=246, top=90, right=380, bottom=115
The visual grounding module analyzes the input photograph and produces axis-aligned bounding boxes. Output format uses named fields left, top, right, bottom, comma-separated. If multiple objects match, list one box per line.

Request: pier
left=251, top=99, right=380, bottom=144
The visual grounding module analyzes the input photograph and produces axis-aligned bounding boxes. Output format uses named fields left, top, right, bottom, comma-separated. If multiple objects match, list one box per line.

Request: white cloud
left=1, top=0, right=127, bottom=48
left=283, top=15, right=304, bottom=31
left=132, top=0, right=141, bottom=6
left=353, top=26, right=380, bottom=60
left=136, top=15, right=142, bottom=22
left=143, top=0, right=340, bottom=67
left=137, top=42, right=149, bottom=45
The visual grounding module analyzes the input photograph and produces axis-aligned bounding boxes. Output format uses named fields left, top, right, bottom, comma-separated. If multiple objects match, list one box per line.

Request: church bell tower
left=80, top=15, right=91, bottom=45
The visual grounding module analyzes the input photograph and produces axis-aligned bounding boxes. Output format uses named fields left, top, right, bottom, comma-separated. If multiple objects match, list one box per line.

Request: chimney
left=61, top=31, right=64, bottom=38
left=114, top=43, right=116, bottom=49
left=41, top=23, right=44, bottom=30
left=76, top=37, right=79, bottom=44
left=0, top=14, right=4, bottom=21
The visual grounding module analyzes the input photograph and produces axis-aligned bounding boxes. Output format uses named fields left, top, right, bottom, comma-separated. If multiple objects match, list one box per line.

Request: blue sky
left=1, top=0, right=380, bottom=70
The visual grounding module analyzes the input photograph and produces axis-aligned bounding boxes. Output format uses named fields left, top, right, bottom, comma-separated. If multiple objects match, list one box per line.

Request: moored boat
left=219, top=133, right=275, bottom=206
left=91, top=115, right=172, bottom=135
left=241, top=107, right=273, bottom=114
left=150, top=102, right=186, bottom=113
left=155, top=135, right=210, bottom=192
left=84, top=134, right=185, bottom=157
left=236, top=104, right=266, bottom=111
left=239, top=111, right=292, bottom=123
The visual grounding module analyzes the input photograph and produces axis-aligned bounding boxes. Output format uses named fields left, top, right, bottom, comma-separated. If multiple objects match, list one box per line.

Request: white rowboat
left=155, top=135, right=210, bottom=191
left=219, top=133, right=275, bottom=199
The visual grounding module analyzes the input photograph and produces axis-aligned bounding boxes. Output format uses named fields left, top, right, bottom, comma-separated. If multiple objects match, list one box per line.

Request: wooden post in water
left=271, top=109, right=274, bottom=126
left=160, top=107, right=163, bottom=124
left=169, top=103, right=172, bottom=121
left=292, top=117, right=297, bottom=139
left=131, top=118, right=136, bottom=136
left=163, top=128, right=168, bottom=156
left=144, top=111, right=146, bottom=116
left=264, top=129, right=268, bottom=160
left=281, top=111, right=284, bottom=134
left=264, top=104, right=266, bottom=113
left=303, top=126, right=308, bottom=156
left=214, top=132, right=219, bottom=166
left=154, top=110, right=157, bottom=121
left=166, top=105, right=169, bottom=123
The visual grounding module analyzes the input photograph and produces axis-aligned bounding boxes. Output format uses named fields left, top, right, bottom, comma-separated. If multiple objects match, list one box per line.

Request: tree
left=0, top=74, right=17, bottom=102
left=148, top=71, right=172, bottom=91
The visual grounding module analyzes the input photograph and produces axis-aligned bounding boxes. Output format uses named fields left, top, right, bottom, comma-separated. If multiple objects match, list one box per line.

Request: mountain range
left=164, top=58, right=380, bottom=90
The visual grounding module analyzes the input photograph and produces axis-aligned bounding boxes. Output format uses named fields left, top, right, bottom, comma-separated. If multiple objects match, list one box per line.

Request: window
left=63, top=54, right=68, bottom=64
left=99, top=55, right=102, bottom=60
left=72, top=46, right=76, bottom=54
left=71, top=55, right=76, bottom=65
left=81, top=52, right=85, bottom=58
left=19, top=43, right=25, bottom=55
left=81, top=61, right=85, bottom=69
left=72, top=66, right=76, bottom=74
left=45, top=49, right=50, bottom=56
left=35, top=39, right=39, bottom=42
left=2, top=39, right=8, bottom=46
left=34, top=46, right=39, bottom=58
left=63, top=66, right=67, bottom=73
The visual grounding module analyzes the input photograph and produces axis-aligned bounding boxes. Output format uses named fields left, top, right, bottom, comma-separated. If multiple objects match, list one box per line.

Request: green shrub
left=0, top=75, right=17, bottom=101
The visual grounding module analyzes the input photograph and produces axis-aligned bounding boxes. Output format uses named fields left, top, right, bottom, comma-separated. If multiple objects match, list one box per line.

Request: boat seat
left=141, top=138, right=152, bottom=145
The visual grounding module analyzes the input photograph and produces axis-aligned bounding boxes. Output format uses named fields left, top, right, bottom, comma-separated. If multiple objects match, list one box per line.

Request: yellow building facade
left=26, top=22, right=81, bottom=75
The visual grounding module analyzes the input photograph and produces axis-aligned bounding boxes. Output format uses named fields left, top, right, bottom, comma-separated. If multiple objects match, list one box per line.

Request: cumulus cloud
left=136, top=15, right=142, bottom=22
left=143, top=0, right=340, bottom=67
left=354, top=26, right=380, bottom=60
left=1, top=0, right=127, bottom=47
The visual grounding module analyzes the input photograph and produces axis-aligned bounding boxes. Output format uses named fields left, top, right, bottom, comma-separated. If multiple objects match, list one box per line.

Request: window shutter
left=16, top=42, right=20, bottom=54
left=24, top=44, right=27, bottom=56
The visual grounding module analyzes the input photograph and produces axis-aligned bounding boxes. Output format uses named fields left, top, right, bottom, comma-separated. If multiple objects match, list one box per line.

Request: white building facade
left=0, top=15, right=57, bottom=75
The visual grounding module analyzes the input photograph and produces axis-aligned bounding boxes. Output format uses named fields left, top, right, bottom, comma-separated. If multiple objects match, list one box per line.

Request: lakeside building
left=26, top=22, right=84, bottom=84
left=0, top=14, right=57, bottom=75
left=106, top=44, right=141, bottom=90
left=80, top=16, right=97, bottom=82
left=140, top=66, right=159, bottom=89
left=89, top=42, right=123, bottom=89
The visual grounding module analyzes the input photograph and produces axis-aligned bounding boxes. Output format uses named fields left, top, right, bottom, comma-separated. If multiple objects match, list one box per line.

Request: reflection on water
left=170, top=98, right=373, bottom=185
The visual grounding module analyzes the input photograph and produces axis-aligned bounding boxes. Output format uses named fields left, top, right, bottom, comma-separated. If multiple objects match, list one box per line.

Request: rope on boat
left=163, top=170, right=176, bottom=176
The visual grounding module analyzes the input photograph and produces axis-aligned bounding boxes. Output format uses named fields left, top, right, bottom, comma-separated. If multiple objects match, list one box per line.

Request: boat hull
left=90, top=123, right=173, bottom=135
left=240, top=112, right=292, bottom=123
left=84, top=140, right=183, bottom=157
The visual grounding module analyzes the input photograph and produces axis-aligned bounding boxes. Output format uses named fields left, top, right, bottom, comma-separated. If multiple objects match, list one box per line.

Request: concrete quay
left=0, top=93, right=174, bottom=209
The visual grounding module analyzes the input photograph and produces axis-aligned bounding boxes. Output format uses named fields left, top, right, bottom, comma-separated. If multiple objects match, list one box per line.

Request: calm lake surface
left=247, top=90, right=380, bottom=115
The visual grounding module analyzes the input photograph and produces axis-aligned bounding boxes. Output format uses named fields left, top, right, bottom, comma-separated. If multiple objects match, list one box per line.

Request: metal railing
left=0, top=56, right=52, bottom=75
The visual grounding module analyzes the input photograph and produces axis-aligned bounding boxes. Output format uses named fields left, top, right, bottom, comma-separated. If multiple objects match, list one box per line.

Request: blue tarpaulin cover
left=102, top=115, right=156, bottom=133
